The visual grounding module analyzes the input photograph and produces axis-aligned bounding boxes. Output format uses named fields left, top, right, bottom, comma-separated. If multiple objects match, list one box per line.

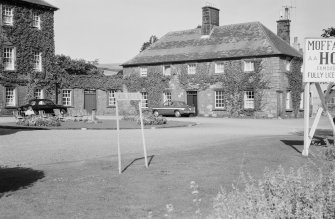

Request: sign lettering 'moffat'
left=304, top=38, right=335, bottom=83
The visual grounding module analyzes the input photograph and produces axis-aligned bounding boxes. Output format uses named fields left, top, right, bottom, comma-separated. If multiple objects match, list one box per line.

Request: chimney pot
left=201, top=6, right=220, bottom=36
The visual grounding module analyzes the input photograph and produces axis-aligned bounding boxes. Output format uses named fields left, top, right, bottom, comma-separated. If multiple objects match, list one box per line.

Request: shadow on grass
left=0, top=128, right=41, bottom=136
left=122, top=155, right=155, bottom=173
left=281, top=140, right=303, bottom=154
left=0, top=167, right=45, bottom=198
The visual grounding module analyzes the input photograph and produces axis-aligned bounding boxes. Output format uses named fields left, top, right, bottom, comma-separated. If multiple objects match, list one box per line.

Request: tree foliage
left=321, top=27, right=335, bottom=38
left=55, top=54, right=102, bottom=76
left=140, top=35, right=158, bottom=52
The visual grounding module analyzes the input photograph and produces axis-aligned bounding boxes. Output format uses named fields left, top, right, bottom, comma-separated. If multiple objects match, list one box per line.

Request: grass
left=0, top=134, right=314, bottom=218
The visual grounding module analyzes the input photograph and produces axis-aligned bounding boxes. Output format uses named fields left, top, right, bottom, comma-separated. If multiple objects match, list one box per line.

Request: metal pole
left=116, top=100, right=122, bottom=174
left=302, top=82, right=310, bottom=156
left=139, top=102, right=148, bottom=168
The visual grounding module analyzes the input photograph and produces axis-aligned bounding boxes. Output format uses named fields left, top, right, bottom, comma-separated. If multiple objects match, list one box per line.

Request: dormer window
left=188, top=64, right=196, bottom=74
left=243, top=61, right=254, bottom=72
left=3, top=6, right=13, bottom=26
left=32, top=13, right=41, bottom=29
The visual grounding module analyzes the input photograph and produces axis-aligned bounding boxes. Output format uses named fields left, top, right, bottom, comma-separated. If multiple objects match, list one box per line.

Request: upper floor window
left=215, top=63, right=225, bottom=74
left=32, top=13, right=41, bottom=29
left=244, top=91, right=255, bottom=109
left=141, top=92, right=148, bottom=108
left=34, top=88, right=44, bottom=99
left=215, top=90, right=225, bottom=109
left=188, top=64, right=196, bottom=74
left=33, top=51, right=42, bottom=71
left=140, top=67, right=147, bottom=77
left=62, top=89, right=72, bottom=106
left=3, top=6, right=13, bottom=26
left=163, top=65, right=171, bottom=76
left=5, top=87, right=16, bottom=107
left=108, top=90, right=117, bottom=106
left=243, top=61, right=254, bottom=72
left=3, top=47, right=15, bottom=71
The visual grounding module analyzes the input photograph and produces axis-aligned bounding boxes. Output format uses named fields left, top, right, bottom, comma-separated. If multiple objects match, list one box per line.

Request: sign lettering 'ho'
left=304, top=38, right=335, bottom=82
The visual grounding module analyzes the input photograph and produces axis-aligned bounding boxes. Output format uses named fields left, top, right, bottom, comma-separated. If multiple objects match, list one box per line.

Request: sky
left=47, top=0, right=335, bottom=64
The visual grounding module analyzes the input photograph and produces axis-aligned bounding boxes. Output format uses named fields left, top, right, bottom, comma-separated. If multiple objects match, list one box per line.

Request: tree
left=321, top=27, right=335, bottom=38
left=55, top=54, right=103, bottom=75
left=140, top=35, right=158, bottom=52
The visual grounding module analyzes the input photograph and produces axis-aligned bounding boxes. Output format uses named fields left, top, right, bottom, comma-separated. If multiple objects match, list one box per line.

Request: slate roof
left=18, top=0, right=58, bottom=10
left=122, top=22, right=302, bottom=66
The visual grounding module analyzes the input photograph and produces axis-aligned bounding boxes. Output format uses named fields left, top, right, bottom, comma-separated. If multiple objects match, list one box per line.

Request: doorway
left=84, top=90, right=97, bottom=114
left=187, top=91, right=198, bottom=115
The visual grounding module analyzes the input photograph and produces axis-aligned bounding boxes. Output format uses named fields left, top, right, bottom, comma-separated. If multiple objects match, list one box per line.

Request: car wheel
left=189, top=113, right=194, bottom=117
left=153, top=110, right=159, bottom=117
left=61, top=109, right=67, bottom=116
left=174, top=110, right=181, bottom=117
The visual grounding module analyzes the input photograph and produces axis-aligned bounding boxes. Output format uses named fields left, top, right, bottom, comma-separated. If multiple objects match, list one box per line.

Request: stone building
left=0, top=0, right=58, bottom=115
left=122, top=6, right=303, bottom=117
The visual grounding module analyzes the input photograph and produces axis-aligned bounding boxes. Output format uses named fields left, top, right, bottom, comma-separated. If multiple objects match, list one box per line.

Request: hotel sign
left=304, top=38, right=335, bottom=82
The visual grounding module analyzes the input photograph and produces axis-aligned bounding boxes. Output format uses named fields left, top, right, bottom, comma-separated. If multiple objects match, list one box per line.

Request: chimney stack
left=201, top=6, right=220, bottom=36
left=276, top=6, right=291, bottom=44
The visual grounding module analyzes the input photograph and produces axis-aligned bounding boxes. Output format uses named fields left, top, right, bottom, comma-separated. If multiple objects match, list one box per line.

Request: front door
left=84, top=90, right=97, bottom=114
left=187, top=91, right=198, bottom=115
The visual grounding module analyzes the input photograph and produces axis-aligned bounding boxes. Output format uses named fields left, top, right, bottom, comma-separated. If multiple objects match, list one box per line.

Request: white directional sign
left=304, top=38, right=335, bottom=82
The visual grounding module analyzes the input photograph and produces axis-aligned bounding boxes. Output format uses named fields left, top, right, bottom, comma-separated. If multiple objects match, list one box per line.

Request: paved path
left=0, top=116, right=333, bottom=167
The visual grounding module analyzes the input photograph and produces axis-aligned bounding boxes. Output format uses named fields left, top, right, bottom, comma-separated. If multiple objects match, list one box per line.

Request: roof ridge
left=256, top=22, right=281, bottom=54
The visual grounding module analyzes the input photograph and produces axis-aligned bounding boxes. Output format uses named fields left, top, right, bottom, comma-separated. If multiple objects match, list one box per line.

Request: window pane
left=3, top=7, right=13, bottom=25
left=34, top=88, right=43, bottom=99
left=215, top=63, right=224, bottom=73
left=62, top=90, right=71, bottom=106
left=5, top=87, right=15, bottom=106
left=215, top=91, right=225, bottom=108
left=286, top=91, right=291, bottom=109
left=163, top=92, right=171, bottom=103
left=188, top=64, right=196, bottom=74
left=140, top=67, right=147, bottom=77
left=164, top=65, right=171, bottom=76
left=33, top=51, right=42, bottom=71
left=244, top=91, right=254, bottom=109
left=3, top=47, right=14, bottom=70
left=141, top=92, right=148, bottom=108
left=33, top=13, right=40, bottom=28
left=244, top=61, right=254, bottom=72
left=108, top=90, right=116, bottom=106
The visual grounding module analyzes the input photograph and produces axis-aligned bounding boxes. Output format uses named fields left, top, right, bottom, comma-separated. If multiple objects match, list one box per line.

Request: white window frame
left=140, top=67, right=147, bottom=77
left=5, top=87, right=16, bottom=107
left=108, top=90, right=117, bottom=106
left=215, top=63, right=225, bottom=74
left=286, top=60, right=291, bottom=71
left=286, top=91, right=292, bottom=110
left=299, top=92, right=304, bottom=110
left=243, top=61, right=255, bottom=72
left=33, top=51, right=42, bottom=72
left=3, top=6, right=13, bottom=26
left=141, top=92, right=148, bottom=108
left=3, top=47, right=15, bottom=71
left=62, top=89, right=72, bottom=106
left=34, top=88, right=44, bottom=99
left=32, top=12, right=41, bottom=29
left=215, top=90, right=225, bottom=109
left=163, top=91, right=172, bottom=103
left=244, top=91, right=255, bottom=109
left=187, top=63, right=196, bottom=74
left=163, top=65, right=171, bottom=76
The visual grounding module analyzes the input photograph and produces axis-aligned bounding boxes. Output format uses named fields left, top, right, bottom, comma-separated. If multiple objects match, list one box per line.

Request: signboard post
left=115, top=92, right=149, bottom=174
left=303, top=38, right=335, bottom=156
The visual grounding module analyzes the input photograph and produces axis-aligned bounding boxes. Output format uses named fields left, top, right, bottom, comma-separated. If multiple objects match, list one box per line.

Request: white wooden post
left=116, top=100, right=122, bottom=174
left=302, top=82, right=310, bottom=156
left=139, top=102, right=148, bottom=168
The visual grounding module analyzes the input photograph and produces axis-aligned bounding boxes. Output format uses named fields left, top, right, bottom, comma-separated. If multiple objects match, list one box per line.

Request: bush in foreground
left=208, top=164, right=335, bottom=219
left=17, top=116, right=61, bottom=127
left=122, top=113, right=167, bottom=126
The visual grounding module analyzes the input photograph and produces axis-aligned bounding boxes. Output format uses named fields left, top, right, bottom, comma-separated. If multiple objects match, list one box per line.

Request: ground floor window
left=286, top=91, right=292, bottom=110
left=244, top=91, right=254, bottom=109
left=62, top=89, right=72, bottom=106
left=108, top=90, right=117, bottom=106
left=215, top=90, right=225, bottom=109
left=163, top=91, right=171, bottom=103
left=34, top=88, right=43, bottom=99
left=5, top=87, right=16, bottom=107
left=141, top=92, right=148, bottom=108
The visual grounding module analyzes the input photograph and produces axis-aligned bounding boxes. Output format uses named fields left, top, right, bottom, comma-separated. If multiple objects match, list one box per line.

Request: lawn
left=0, top=134, right=316, bottom=218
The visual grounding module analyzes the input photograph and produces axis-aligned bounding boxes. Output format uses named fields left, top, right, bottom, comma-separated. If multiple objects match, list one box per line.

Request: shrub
left=208, top=164, right=335, bottom=219
left=137, top=114, right=167, bottom=126
left=17, top=116, right=61, bottom=127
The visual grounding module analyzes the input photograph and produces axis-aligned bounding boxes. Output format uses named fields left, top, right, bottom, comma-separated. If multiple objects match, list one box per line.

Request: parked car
left=17, top=99, right=67, bottom=115
left=152, top=101, right=196, bottom=117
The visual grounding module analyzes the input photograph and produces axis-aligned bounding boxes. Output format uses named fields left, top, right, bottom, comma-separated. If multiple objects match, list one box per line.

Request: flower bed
left=16, top=116, right=61, bottom=127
